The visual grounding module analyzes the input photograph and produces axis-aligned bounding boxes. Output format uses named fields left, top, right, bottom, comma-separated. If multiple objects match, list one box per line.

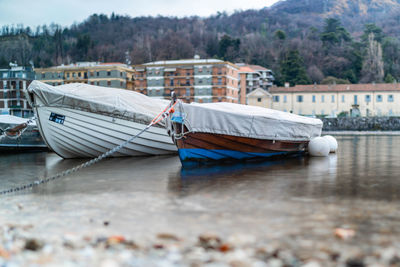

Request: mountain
left=272, top=0, right=400, bottom=16
left=2, top=0, right=400, bottom=85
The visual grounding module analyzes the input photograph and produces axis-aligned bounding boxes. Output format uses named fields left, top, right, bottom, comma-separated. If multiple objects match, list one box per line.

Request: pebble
left=24, top=238, right=43, bottom=251
left=198, top=233, right=221, bottom=250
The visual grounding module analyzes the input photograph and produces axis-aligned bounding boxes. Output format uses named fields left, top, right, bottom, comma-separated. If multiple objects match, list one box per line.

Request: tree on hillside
left=280, top=49, right=311, bottom=86
left=360, top=33, right=384, bottom=83
left=320, top=18, right=351, bottom=47
left=362, top=24, right=385, bottom=43
left=385, top=73, right=396, bottom=83
left=217, top=35, right=240, bottom=61
left=74, top=34, right=93, bottom=61
left=274, top=30, right=286, bottom=40
left=382, top=37, right=400, bottom=80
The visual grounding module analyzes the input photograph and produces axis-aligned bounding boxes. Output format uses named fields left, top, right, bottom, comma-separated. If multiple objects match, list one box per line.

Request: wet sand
left=1, top=136, right=400, bottom=266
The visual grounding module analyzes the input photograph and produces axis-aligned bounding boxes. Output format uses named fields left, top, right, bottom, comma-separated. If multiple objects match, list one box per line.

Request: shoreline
left=322, top=131, right=400, bottom=136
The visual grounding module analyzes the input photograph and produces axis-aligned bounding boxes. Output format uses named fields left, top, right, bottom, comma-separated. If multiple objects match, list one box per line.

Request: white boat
left=0, top=115, right=47, bottom=151
left=26, top=81, right=177, bottom=159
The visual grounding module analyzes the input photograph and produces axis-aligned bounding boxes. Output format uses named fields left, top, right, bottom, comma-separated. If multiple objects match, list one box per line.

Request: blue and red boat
left=168, top=101, right=323, bottom=164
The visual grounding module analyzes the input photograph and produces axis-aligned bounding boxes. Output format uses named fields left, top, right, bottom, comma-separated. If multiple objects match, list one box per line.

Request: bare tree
left=360, top=33, right=384, bottom=83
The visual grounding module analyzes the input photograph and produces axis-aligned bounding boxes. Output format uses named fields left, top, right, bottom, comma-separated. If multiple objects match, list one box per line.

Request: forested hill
left=2, top=0, right=400, bottom=85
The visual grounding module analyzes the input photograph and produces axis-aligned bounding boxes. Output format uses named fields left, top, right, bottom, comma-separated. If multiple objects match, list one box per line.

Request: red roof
left=270, top=83, right=400, bottom=93
left=100, top=62, right=124, bottom=65
left=239, top=66, right=257, bottom=73
left=248, top=64, right=269, bottom=71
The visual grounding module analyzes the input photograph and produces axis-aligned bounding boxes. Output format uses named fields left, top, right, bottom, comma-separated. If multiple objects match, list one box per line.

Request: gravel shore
left=1, top=222, right=400, bottom=267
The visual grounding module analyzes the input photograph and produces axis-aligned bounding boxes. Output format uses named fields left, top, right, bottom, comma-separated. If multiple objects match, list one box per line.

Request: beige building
left=252, top=83, right=400, bottom=117
left=35, top=62, right=134, bottom=90
left=247, top=88, right=272, bottom=108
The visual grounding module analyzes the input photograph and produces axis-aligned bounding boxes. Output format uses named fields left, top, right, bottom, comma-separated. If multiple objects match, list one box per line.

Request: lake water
left=1, top=135, right=400, bottom=249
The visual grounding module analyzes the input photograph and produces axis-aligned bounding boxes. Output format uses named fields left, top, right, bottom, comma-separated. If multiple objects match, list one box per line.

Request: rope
left=0, top=103, right=176, bottom=196
left=171, top=100, right=191, bottom=140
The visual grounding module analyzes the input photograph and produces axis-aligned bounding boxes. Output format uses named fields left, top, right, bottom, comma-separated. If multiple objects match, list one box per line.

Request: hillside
left=272, top=0, right=400, bottom=16
left=1, top=0, right=400, bottom=85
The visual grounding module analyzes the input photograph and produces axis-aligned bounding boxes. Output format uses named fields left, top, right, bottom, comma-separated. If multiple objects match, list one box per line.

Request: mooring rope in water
left=0, top=102, right=177, bottom=196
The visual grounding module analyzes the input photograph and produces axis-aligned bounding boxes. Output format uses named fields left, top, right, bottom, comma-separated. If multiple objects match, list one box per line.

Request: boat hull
left=34, top=106, right=177, bottom=159
left=175, top=132, right=308, bottom=163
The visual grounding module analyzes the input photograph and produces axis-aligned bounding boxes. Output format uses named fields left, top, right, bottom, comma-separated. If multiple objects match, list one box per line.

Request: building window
left=273, top=96, right=280, bottom=102
left=388, top=95, right=394, bottom=102
left=297, top=95, right=303, bottom=102
left=72, top=72, right=76, bottom=77
left=365, top=95, right=371, bottom=102
left=331, top=95, right=335, bottom=103
left=342, top=95, right=345, bottom=103
left=218, top=78, right=222, bottom=85
left=257, top=98, right=262, bottom=102
left=107, top=81, right=111, bottom=86
left=66, top=73, right=70, bottom=78
left=170, top=79, right=174, bottom=86
left=97, top=72, right=100, bottom=76
left=312, top=95, right=316, bottom=103
left=78, top=72, right=81, bottom=77
left=321, top=95, right=325, bottom=103
left=283, top=95, right=287, bottom=103
left=354, top=95, right=358, bottom=104
left=377, top=95, right=383, bottom=102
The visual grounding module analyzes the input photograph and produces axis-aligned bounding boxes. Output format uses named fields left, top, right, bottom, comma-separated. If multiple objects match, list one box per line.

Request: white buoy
left=323, top=135, right=338, bottom=153
left=308, top=137, right=330, bottom=157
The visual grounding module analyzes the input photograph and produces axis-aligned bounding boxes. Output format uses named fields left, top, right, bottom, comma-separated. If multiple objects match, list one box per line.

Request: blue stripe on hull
left=178, top=148, right=303, bottom=162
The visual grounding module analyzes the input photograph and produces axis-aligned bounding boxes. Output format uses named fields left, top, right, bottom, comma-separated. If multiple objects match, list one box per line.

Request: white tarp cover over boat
left=0, top=115, right=36, bottom=126
left=26, top=81, right=170, bottom=126
left=175, top=102, right=323, bottom=141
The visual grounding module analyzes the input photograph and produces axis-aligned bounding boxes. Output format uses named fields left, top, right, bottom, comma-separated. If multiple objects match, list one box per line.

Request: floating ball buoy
left=323, top=135, right=338, bottom=153
left=308, top=137, right=330, bottom=157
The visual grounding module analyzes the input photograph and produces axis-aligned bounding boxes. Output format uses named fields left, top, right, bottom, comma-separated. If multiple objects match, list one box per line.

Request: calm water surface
left=1, top=135, right=400, bottom=245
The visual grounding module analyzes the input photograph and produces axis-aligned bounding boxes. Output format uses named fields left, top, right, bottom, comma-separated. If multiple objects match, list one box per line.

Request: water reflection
left=1, top=136, right=400, bottom=202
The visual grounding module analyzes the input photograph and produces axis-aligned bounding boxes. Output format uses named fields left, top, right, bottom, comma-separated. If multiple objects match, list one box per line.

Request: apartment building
left=35, top=62, right=134, bottom=89
left=261, top=83, right=400, bottom=117
left=132, top=58, right=240, bottom=103
left=237, top=64, right=274, bottom=104
left=0, top=64, right=35, bottom=117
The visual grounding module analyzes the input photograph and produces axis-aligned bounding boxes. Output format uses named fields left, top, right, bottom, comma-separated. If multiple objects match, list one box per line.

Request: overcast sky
left=0, top=0, right=281, bottom=28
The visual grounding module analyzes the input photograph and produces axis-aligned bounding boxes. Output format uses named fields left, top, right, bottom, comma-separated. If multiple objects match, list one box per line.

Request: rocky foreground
left=1, top=224, right=400, bottom=267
